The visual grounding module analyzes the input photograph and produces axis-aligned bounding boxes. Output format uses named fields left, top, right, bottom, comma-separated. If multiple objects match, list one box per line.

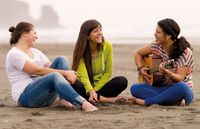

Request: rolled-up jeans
left=18, top=56, right=85, bottom=109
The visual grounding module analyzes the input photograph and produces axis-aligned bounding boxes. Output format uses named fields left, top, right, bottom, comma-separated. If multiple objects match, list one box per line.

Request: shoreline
left=0, top=36, right=200, bottom=45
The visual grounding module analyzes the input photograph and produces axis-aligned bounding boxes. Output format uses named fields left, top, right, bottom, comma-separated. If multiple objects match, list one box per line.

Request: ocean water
left=1, top=28, right=199, bottom=44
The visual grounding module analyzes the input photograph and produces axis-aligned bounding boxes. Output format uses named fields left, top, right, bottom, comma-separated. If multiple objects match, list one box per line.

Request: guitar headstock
left=164, top=59, right=175, bottom=69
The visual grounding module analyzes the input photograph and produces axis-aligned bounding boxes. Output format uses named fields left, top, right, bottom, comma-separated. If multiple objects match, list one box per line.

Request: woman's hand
left=89, top=89, right=99, bottom=103
left=64, top=70, right=77, bottom=84
left=159, top=62, right=174, bottom=79
left=139, top=67, right=151, bottom=84
left=140, top=67, right=150, bottom=77
left=159, top=62, right=166, bottom=73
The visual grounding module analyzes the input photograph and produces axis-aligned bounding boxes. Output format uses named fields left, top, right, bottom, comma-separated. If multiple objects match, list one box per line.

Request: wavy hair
left=158, top=18, right=193, bottom=59
left=72, top=19, right=104, bottom=84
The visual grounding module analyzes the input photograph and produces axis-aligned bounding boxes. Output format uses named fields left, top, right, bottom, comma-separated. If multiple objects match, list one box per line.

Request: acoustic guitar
left=138, top=55, right=174, bottom=86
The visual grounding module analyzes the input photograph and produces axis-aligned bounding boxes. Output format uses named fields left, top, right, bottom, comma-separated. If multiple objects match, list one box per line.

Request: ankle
left=82, top=101, right=98, bottom=112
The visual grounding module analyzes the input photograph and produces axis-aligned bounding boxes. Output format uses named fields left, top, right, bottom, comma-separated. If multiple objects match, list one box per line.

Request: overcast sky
left=22, top=1, right=199, bottom=23
left=2, top=0, right=200, bottom=43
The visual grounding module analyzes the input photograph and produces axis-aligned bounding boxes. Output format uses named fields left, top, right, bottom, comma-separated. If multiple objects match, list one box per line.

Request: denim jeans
left=130, top=82, right=194, bottom=106
left=18, top=56, right=85, bottom=108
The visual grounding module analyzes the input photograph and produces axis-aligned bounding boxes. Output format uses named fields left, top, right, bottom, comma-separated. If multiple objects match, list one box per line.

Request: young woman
left=130, top=18, right=194, bottom=106
left=6, top=22, right=98, bottom=112
left=72, top=19, right=127, bottom=103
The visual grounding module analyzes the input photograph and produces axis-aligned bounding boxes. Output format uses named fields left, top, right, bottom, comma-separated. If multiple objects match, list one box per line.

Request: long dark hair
left=8, top=22, right=34, bottom=45
left=158, top=18, right=193, bottom=59
left=72, top=19, right=104, bottom=84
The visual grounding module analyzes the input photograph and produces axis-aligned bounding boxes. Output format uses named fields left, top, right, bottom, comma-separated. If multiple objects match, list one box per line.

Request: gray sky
left=22, top=0, right=200, bottom=25
left=2, top=0, right=200, bottom=43
left=22, top=0, right=200, bottom=35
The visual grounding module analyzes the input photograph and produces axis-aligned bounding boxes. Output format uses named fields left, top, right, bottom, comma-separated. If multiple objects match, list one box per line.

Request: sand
left=0, top=43, right=200, bottom=129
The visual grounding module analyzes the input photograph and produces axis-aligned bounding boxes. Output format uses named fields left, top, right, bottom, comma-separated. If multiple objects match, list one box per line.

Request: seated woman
left=6, top=22, right=98, bottom=112
left=71, top=19, right=128, bottom=103
left=130, top=18, right=194, bottom=106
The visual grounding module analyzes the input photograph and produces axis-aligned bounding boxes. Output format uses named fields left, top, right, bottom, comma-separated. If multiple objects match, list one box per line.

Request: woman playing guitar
left=130, top=18, right=194, bottom=106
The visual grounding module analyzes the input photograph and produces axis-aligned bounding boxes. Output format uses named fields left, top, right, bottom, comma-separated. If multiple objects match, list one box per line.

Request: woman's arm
left=23, top=60, right=77, bottom=84
left=77, top=59, right=94, bottom=93
left=162, top=66, right=189, bottom=82
left=134, top=44, right=152, bottom=81
left=160, top=48, right=193, bottom=82
left=134, top=44, right=151, bottom=69
left=44, top=61, right=52, bottom=67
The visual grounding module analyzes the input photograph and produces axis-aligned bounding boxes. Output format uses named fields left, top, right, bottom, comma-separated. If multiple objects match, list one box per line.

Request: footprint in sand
left=31, top=112, right=44, bottom=116
left=0, top=103, right=6, bottom=107
left=24, top=119, right=34, bottom=122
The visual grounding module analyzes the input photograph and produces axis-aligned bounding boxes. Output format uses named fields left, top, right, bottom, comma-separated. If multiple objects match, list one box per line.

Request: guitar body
left=138, top=55, right=165, bottom=86
left=138, top=56, right=154, bottom=84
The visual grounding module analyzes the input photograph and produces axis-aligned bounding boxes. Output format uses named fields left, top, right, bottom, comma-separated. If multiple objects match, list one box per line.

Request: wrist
left=89, top=89, right=95, bottom=94
left=137, top=66, right=144, bottom=71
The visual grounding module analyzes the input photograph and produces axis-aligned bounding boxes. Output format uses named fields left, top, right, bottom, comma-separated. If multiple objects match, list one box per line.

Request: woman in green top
left=72, top=19, right=127, bottom=103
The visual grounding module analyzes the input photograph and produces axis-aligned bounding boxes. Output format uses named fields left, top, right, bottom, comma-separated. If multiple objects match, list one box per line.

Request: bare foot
left=124, top=96, right=137, bottom=104
left=59, top=99, right=76, bottom=109
left=99, top=96, right=125, bottom=103
left=82, top=101, right=98, bottom=112
left=180, top=99, right=186, bottom=106
left=124, top=96, right=145, bottom=106
left=112, top=96, right=126, bottom=103
left=135, top=97, right=145, bottom=106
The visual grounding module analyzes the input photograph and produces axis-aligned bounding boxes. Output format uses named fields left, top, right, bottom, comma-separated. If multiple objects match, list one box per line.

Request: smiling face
left=154, top=25, right=168, bottom=45
left=89, top=25, right=103, bottom=44
left=24, top=28, right=38, bottom=47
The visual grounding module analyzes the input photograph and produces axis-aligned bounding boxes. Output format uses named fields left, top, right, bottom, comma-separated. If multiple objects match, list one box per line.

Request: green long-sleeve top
left=77, top=40, right=113, bottom=93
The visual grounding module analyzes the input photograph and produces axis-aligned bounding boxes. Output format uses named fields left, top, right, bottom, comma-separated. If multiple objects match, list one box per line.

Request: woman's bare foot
left=59, top=99, right=76, bottom=109
left=124, top=96, right=137, bottom=104
left=112, top=96, right=126, bottom=103
left=82, top=101, right=98, bottom=112
left=99, top=96, right=125, bottom=103
left=125, top=96, right=145, bottom=106
left=180, top=99, right=186, bottom=106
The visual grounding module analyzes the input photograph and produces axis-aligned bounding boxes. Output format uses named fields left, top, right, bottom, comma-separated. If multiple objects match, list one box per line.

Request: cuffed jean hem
left=73, top=96, right=86, bottom=109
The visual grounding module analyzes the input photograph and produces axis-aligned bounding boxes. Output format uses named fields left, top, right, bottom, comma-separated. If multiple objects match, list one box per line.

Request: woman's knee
left=55, top=56, right=69, bottom=63
left=71, top=80, right=85, bottom=91
left=175, top=82, right=191, bottom=92
left=53, top=56, right=70, bottom=70
left=175, top=82, right=194, bottom=104
left=114, top=76, right=128, bottom=89
left=130, top=83, right=146, bottom=96
left=48, top=72, right=64, bottom=81
left=130, top=84, right=137, bottom=96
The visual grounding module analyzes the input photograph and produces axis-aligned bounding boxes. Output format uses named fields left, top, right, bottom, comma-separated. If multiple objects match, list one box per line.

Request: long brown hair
left=8, top=22, right=34, bottom=45
left=72, top=19, right=104, bottom=84
left=157, top=18, right=193, bottom=59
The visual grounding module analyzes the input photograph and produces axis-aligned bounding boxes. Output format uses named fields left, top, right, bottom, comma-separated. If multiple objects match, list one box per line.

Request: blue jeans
left=130, top=82, right=194, bottom=106
left=18, top=56, right=85, bottom=108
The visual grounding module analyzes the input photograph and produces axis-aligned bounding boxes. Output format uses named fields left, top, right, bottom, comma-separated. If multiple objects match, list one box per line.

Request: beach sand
left=0, top=43, right=200, bottom=129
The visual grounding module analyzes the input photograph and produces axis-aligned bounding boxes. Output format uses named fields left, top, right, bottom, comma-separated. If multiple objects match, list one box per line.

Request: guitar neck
left=148, top=60, right=174, bottom=74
